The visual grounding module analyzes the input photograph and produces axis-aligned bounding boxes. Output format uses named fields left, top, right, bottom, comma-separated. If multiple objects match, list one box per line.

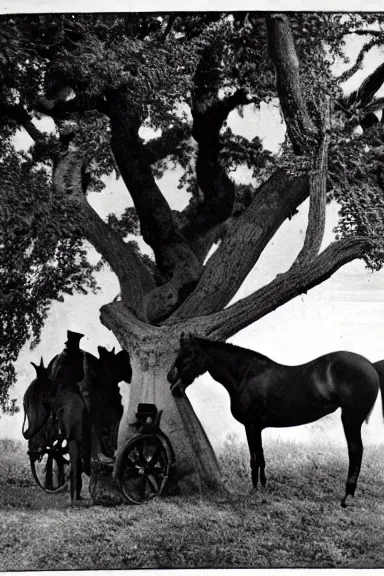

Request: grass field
left=1, top=435, right=384, bottom=570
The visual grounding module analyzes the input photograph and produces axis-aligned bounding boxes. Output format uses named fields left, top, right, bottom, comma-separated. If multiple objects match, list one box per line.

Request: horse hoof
left=94, top=454, right=114, bottom=465
left=341, top=494, right=354, bottom=508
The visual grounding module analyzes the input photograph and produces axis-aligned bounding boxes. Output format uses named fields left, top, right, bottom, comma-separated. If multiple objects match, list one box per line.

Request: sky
left=2, top=9, right=384, bottom=455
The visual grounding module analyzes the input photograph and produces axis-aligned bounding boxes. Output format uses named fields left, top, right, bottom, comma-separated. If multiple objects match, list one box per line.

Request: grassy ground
left=1, top=435, right=384, bottom=570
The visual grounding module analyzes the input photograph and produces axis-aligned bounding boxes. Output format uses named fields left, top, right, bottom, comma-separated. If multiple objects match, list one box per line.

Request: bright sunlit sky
left=3, top=5, right=384, bottom=451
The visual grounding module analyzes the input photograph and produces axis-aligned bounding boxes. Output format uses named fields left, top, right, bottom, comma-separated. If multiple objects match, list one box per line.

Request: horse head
left=97, top=346, right=131, bottom=424
left=97, top=346, right=132, bottom=385
left=22, top=358, right=53, bottom=440
left=167, top=333, right=206, bottom=397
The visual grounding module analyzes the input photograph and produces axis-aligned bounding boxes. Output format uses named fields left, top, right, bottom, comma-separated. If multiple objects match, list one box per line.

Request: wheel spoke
left=57, top=463, right=65, bottom=487
left=124, top=456, right=137, bottom=469
left=137, top=441, right=147, bottom=467
left=150, top=465, right=166, bottom=478
left=147, top=445, right=162, bottom=469
left=46, top=454, right=54, bottom=491
left=55, top=454, right=69, bottom=467
left=139, top=477, right=147, bottom=500
left=146, top=474, right=159, bottom=494
left=123, top=465, right=142, bottom=479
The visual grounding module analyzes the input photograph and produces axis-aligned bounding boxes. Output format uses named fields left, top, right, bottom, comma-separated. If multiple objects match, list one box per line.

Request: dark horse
left=373, top=361, right=384, bottom=417
left=168, top=335, right=381, bottom=507
left=23, top=347, right=132, bottom=502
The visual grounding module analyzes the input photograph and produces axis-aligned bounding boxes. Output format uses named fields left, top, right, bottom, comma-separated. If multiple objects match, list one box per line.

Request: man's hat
left=65, top=330, right=84, bottom=348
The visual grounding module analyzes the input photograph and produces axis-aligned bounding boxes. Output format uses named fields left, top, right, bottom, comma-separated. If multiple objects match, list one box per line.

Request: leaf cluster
left=2, top=12, right=384, bottom=405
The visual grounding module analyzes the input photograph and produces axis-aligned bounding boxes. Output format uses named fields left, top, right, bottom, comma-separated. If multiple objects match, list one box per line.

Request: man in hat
left=52, top=330, right=111, bottom=463
left=65, top=330, right=84, bottom=351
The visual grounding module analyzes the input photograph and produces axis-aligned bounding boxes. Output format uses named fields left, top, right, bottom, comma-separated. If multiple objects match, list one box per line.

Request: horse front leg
left=246, top=426, right=266, bottom=489
left=341, top=412, right=363, bottom=508
left=68, top=440, right=78, bottom=504
left=75, top=450, right=83, bottom=500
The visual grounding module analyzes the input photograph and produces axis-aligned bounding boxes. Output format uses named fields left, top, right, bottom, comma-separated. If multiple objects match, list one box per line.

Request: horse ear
left=114, top=350, right=132, bottom=383
left=180, top=332, right=186, bottom=344
left=39, top=357, right=45, bottom=369
left=30, top=361, right=38, bottom=373
left=186, top=333, right=196, bottom=345
left=98, top=346, right=106, bottom=358
left=111, top=347, right=115, bottom=355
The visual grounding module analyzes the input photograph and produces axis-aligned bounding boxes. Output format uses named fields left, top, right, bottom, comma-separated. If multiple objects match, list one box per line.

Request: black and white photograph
left=2, top=0, right=384, bottom=570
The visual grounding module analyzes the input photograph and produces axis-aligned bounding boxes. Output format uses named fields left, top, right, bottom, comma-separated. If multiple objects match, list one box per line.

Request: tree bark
left=52, top=147, right=155, bottom=317
left=105, top=88, right=203, bottom=323
left=292, top=97, right=330, bottom=268
left=169, top=170, right=309, bottom=321
left=207, top=237, right=372, bottom=341
left=267, top=14, right=317, bottom=155
left=99, top=302, right=223, bottom=497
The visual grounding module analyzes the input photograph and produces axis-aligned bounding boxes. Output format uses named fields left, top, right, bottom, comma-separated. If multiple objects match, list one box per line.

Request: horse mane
left=196, top=337, right=276, bottom=365
left=24, top=374, right=52, bottom=407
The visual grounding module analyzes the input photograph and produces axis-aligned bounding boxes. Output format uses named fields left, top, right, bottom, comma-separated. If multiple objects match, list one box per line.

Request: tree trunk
left=91, top=305, right=224, bottom=504
left=117, top=350, right=223, bottom=494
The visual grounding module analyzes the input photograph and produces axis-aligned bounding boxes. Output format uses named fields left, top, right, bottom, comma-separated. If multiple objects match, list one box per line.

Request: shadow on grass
left=217, top=433, right=384, bottom=507
left=1, top=437, right=384, bottom=569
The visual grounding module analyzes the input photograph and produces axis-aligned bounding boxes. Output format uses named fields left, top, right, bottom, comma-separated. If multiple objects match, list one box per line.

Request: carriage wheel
left=29, top=440, right=71, bottom=494
left=117, top=434, right=170, bottom=505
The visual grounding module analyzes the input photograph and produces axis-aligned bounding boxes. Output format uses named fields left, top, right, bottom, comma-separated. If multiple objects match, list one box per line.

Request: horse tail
left=365, top=403, right=375, bottom=425
left=22, top=408, right=28, bottom=437
left=378, top=362, right=384, bottom=421
left=370, top=361, right=384, bottom=423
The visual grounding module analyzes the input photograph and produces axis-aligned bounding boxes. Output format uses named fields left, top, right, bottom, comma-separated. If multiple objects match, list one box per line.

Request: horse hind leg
left=341, top=412, right=364, bottom=508
left=246, top=426, right=266, bottom=489
left=68, top=440, right=79, bottom=505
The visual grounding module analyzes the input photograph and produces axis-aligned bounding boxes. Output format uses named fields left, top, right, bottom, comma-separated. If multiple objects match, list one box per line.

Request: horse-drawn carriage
left=24, top=332, right=178, bottom=504
left=28, top=403, right=177, bottom=504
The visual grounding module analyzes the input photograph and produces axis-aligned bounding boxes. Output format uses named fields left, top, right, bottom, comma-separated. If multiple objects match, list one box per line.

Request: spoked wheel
left=29, top=440, right=71, bottom=494
left=117, top=434, right=170, bottom=504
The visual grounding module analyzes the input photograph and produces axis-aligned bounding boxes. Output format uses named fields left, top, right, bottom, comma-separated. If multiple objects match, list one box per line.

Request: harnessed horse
left=23, top=346, right=132, bottom=502
left=168, top=334, right=381, bottom=507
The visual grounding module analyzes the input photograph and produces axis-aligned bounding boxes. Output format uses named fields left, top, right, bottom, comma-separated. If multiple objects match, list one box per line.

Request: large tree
left=2, top=12, right=384, bottom=495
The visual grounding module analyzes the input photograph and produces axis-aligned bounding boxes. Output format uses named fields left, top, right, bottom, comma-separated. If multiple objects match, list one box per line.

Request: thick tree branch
left=142, top=124, right=191, bottom=165
left=182, top=40, right=250, bottom=247
left=291, top=97, right=330, bottom=268
left=349, top=29, right=384, bottom=38
left=267, top=13, right=317, bottom=155
left=336, top=37, right=381, bottom=83
left=104, top=88, right=203, bottom=323
left=35, top=92, right=108, bottom=118
left=0, top=102, right=44, bottom=142
left=344, top=62, right=384, bottom=109
left=168, top=169, right=309, bottom=322
left=207, top=237, right=372, bottom=341
left=37, top=92, right=190, bottom=166
left=35, top=86, right=204, bottom=323
left=366, top=96, right=384, bottom=115
left=53, top=146, right=155, bottom=318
